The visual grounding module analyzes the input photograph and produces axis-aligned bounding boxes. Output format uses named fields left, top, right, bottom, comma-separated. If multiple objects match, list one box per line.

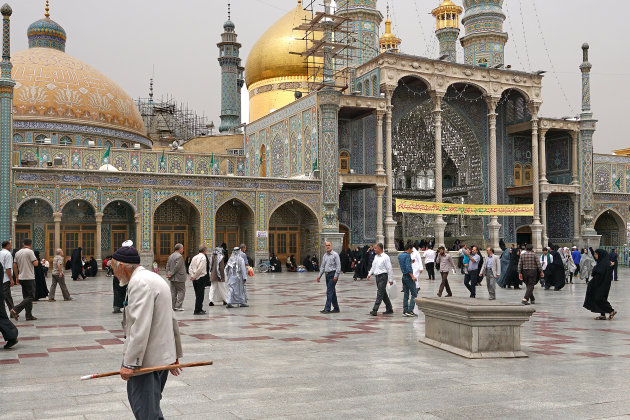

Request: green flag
left=313, top=158, right=318, bottom=171
left=615, top=177, right=622, bottom=190
left=259, top=153, right=263, bottom=167
left=210, top=152, right=214, bottom=165
left=102, top=145, right=110, bottom=161
left=160, top=149, right=165, bottom=164
left=36, top=146, right=41, bottom=161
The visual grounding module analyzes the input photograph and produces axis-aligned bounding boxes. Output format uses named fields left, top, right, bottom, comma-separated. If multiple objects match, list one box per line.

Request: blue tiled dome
left=27, top=18, right=66, bottom=52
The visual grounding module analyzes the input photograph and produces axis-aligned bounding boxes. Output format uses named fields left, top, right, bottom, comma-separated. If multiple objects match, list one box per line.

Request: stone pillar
left=485, top=96, right=501, bottom=250
left=528, top=102, right=543, bottom=251
left=0, top=5, right=14, bottom=242
left=539, top=126, right=548, bottom=185
left=375, top=110, right=385, bottom=175
left=431, top=91, right=447, bottom=248
left=540, top=193, right=548, bottom=248
left=135, top=215, right=141, bottom=250
left=374, top=185, right=385, bottom=245
left=578, top=43, right=600, bottom=248
left=11, top=211, right=16, bottom=246
left=383, top=86, right=397, bottom=251
left=571, top=194, right=581, bottom=245
left=53, top=212, right=62, bottom=251
left=95, top=212, right=103, bottom=266
left=570, top=130, right=579, bottom=185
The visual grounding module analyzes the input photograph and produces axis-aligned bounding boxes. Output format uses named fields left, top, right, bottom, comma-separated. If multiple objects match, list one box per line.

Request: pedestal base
left=434, top=217, right=447, bottom=248
left=487, top=218, right=501, bottom=250
left=321, top=232, right=345, bottom=254
left=140, top=251, right=154, bottom=269
left=384, top=219, right=397, bottom=252
left=530, top=222, right=543, bottom=252
left=415, top=297, right=535, bottom=359
left=581, top=230, right=602, bottom=250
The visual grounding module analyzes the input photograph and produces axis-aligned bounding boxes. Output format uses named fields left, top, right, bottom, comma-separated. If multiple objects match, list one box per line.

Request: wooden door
left=269, top=226, right=300, bottom=265
left=153, top=227, right=188, bottom=266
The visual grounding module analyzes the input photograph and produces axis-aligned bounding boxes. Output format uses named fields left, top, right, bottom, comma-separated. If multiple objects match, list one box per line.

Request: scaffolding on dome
left=135, top=83, right=209, bottom=148
left=291, top=0, right=357, bottom=93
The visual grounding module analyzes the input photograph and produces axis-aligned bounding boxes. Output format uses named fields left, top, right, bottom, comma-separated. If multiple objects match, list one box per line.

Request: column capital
left=373, top=185, right=386, bottom=196
left=540, top=191, right=550, bottom=201
left=429, top=90, right=445, bottom=110
left=484, top=95, right=501, bottom=114
left=380, top=83, right=396, bottom=99
left=375, top=109, right=386, bottom=120
left=538, top=126, right=548, bottom=137
left=527, top=101, right=542, bottom=118
left=95, top=212, right=104, bottom=222
left=569, top=129, right=579, bottom=140
left=53, top=212, right=62, bottom=221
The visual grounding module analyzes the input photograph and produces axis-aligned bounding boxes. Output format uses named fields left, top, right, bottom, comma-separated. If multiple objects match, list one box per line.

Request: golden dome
left=245, top=2, right=313, bottom=88
left=12, top=47, right=146, bottom=138
left=379, top=6, right=401, bottom=53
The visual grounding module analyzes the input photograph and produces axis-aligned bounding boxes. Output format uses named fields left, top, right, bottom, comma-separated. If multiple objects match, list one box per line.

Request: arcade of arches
left=14, top=194, right=321, bottom=268
left=595, top=210, right=626, bottom=248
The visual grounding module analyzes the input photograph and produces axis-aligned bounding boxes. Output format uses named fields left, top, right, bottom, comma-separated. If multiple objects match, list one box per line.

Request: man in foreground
left=398, top=243, right=418, bottom=317
left=1, top=240, right=13, bottom=312
left=10, top=239, right=39, bottom=321
left=113, top=245, right=183, bottom=420
left=479, top=247, right=500, bottom=300
left=367, top=243, right=394, bottom=316
left=0, top=257, right=17, bottom=349
left=316, top=241, right=341, bottom=314
left=189, top=246, right=209, bottom=315
left=165, top=244, right=186, bottom=311
left=518, top=244, right=544, bottom=305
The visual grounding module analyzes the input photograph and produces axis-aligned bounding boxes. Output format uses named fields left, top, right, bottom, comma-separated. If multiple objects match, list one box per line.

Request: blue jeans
left=402, top=275, right=417, bottom=313
left=324, top=272, right=339, bottom=311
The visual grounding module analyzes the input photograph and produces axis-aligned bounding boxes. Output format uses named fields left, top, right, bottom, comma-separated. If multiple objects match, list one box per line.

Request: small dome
left=1, top=4, right=12, bottom=16
left=224, top=19, right=235, bottom=30
left=99, top=164, right=118, bottom=172
left=27, top=18, right=67, bottom=52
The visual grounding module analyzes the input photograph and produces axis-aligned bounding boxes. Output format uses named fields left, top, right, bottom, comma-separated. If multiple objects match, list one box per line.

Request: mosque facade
left=2, top=0, right=630, bottom=268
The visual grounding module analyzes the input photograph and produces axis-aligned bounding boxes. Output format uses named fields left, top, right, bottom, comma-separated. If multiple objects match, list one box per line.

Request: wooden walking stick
left=80, top=361, right=213, bottom=380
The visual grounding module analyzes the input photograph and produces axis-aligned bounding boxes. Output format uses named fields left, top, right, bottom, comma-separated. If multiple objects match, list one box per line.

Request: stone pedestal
left=140, top=252, right=154, bottom=269
left=415, top=297, right=535, bottom=358
left=581, top=231, right=602, bottom=250
left=384, top=220, right=397, bottom=252
left=321, top=232, right=345, bottom=254
left=487, top=217, right=501, bottom=250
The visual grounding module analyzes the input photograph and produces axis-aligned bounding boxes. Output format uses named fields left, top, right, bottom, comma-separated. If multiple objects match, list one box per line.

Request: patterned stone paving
left=2, top=268, right=630, bottom=418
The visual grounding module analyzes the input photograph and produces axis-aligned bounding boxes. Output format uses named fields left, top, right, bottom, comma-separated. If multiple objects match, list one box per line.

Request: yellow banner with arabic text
left=396, top=199, right=534, bottom=216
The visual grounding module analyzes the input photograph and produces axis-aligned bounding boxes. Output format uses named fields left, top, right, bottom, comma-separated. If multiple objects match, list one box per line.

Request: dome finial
left=297, top=0, right=302, bottom=6
left=386, top=4, right=390, bottom=20
left=45, top=0, right=50, bottom=18
left=227, top=3, right=230, bottom=20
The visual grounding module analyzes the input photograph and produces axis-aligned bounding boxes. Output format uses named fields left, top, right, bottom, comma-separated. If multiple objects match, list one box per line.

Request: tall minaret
left=578, top=43, right=599, bottom=247
left=460, top=0, right=508, bottom=67
left=379, top=6, right=401, bottom=53
left=336, top=0, right=383, bottom=67
left=432, top=0, right=462, bottom=63
left=218, top=4, right=242, bottom=133
left=0, top=3, right=14, bottom=242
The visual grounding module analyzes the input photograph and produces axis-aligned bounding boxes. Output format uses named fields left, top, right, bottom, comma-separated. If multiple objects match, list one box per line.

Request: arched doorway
left=215, top=199, right=254, bottom=252
left=268, top=200, right=319, bottom=265
left=16, top=198, right=54, bottom=257
left=102, top=201, right=136, bottom=257
left=595, top=210, right=626, bottom=248
left=339, top=224, right=349, bottom=251
left=153, top=197, right=201, bottom=266
left=61, top=200, right=97, bottom=259
left=517, top=226, right=532, bottom=246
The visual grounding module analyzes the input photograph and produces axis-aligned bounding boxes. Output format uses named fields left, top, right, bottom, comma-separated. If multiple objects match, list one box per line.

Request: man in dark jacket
left=609, top=248, right=618, bottom=281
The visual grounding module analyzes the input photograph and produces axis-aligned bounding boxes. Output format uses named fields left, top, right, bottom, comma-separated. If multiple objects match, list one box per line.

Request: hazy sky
left=11, top=0, right=624, bottom=153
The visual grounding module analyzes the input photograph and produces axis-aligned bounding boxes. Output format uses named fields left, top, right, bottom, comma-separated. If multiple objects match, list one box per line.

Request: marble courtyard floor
left=2, top=268, right=630, bottom=419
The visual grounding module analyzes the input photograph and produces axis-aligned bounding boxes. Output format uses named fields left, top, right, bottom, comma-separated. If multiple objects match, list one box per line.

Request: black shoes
left=320, top=309, right=331, bottom=314
left=226, top=304, right=234, bottom=308
left=382, top=310, right=394, bottom=315
left=3, top=339, right=17, bottom=349
left=240, top=304, right=249, bottom=308
left=330, top=308, right=340, bottom=313
left=208, top=302, right=215, bottom=306
left=521, top=300, right=530, bottom=305
left=194, top=310, right=207, bottom=315
left=369, top=311, right=377, bottom=316
left=26, top=316, right=37, bottom=321
left=112, top=308, right=122, bottom=314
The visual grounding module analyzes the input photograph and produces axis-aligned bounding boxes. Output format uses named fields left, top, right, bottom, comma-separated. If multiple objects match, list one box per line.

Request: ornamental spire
left=45, top=0, right=49, bottom=18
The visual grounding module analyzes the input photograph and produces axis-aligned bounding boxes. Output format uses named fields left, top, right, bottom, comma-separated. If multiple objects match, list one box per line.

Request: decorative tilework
left=101, top=223, right=110, bottom=253
left=256, top=192, right=267, bottom=251
left=202, top=190, right=213, bottom=246
left=141, top=189, right=151, bottom=251
left=213, top=190, right=256, bottom=214
left=59, top=188, right=98, bottom=212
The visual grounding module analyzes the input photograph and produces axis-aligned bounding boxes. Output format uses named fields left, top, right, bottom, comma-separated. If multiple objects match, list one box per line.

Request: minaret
left=336, top=0, right=383, bottom=67
left=379, top=6, right=401, bottom=53
left=0, top=3, right=14, bottom=242
left=578, top=43, right=599, bottom=247
left=459, top=0, right=508, bottom=67
left=218, top=4, right=242, bottom=133
left=431, top=0, right=462, bottom=63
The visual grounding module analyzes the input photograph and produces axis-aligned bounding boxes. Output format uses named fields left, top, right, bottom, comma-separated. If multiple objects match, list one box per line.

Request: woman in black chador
left=33, top=251, right=49, bottom=300
left=504, top=247, right=521, bottom=289
left=584, top=248, right=618, bottom=320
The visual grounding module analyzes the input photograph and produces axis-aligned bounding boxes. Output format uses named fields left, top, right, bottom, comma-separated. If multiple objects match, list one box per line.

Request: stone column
left=528, top=102, right=543, bottom=251
left=571, top=194, right=581, bottom=245
left=135, top=215, right=141, bottom=250
left=0, top=6, right=15, bottom=242
left=375, top=110, right=385, bottom=176
left=374, top=185, right=385, bottom=245
left=11, top=211, right=16, bottom=246
left=540, top=193, right=548, bottom=248
left=485, top=96, right=501, bottom=250
left=539, top=127, right=548, bottom=185
left=431, top=91, right=447, bottom=248
left=383, top=86, right=397, bottom=251
left=570, top=130, right=579, bottom=185
left=95, top=212, right=103, bottom=265
left=53, top=212, right=62, bottom=251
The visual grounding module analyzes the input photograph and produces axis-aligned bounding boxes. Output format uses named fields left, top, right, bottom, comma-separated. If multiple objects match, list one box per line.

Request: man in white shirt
left=411, top=243, right=424, bottom=291
left=424, top=247, right=436, bottom=280
left=367, top=243, right=394, bottom=316
left=188, top=246, right=209, bottom=315
left=0, top=240, right=14, bottom=312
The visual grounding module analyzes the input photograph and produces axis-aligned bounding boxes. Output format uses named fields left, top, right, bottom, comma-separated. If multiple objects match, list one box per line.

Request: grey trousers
left=49, top=274, right=71, bottom=300
left=486, top=268, right=497, bottom=300
left=127, top=370, right=168, bottom=420
left=169, top=281, right=186, bottom=309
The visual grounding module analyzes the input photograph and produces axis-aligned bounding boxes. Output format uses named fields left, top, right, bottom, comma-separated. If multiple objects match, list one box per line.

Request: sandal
left=609, top=310, right=618, bottom=320
left=594, top=316, right=606, bottom=320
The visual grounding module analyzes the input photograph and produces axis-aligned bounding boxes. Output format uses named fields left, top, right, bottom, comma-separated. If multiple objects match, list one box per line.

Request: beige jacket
left=122, top=266, right=183, bottom=368
left=480, top=254, right=501, bottom=278
left=165, top=252, right=186, bottom=282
